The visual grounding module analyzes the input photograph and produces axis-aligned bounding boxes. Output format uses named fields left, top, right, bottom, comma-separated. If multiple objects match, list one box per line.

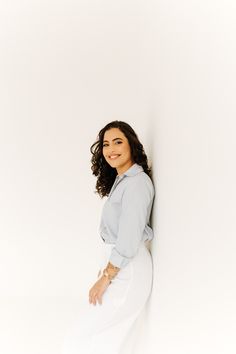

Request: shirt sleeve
left=109, top=178, right=153, bottom=268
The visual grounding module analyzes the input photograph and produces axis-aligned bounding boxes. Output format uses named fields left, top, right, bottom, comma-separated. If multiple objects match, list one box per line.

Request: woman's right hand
left=89, top=275, right=111, bottom=305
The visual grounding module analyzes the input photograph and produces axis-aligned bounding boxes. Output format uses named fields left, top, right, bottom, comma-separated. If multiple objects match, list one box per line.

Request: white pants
left=61, top=241, right=153, bottom=354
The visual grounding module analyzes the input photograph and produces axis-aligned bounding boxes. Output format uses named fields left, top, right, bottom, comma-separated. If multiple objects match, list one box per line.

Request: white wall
left=0, top=1, right=235, bottom=354
left=0, top=1, right=156, bottom=353
left=137, top=1, right=236, bottom=354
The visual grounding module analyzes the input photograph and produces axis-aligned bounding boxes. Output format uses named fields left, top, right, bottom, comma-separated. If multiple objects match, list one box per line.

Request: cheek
left=124, top=145, right=131, bottom=156
left=121, top=143, right=129, bottom=153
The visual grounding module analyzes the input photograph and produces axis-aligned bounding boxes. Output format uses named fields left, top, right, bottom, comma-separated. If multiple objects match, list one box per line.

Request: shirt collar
left=118, top=163, right=144, bottom=178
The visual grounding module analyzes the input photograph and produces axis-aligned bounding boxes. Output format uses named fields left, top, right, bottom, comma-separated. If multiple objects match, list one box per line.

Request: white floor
left=0, top=296, right=81, bottom=354
left=0, top=296, right=147, bottom=354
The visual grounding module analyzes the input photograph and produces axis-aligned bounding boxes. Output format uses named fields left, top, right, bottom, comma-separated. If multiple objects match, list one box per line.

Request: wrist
left=102, top=266, right=119, bottom=282
left=101, top=273, right=112, bottom=284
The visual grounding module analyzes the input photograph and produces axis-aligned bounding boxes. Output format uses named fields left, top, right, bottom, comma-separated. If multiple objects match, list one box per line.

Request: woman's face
left=102, top=128, right=134, bottom=175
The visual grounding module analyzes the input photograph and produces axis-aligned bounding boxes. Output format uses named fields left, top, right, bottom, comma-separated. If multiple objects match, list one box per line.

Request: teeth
left=110, top=155, right=120, bottom=159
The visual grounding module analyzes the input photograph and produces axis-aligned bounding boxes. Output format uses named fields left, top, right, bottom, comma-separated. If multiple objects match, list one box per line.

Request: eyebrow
left=103, top=138, right=123, bottom=143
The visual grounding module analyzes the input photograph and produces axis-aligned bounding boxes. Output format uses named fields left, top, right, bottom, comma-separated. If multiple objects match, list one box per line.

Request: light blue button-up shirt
left=99, top=163, right=155, bottom=268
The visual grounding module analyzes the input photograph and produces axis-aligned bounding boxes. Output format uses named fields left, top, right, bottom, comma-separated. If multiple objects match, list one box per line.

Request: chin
left=106, top=160, right=117, bottom=166
left=109, top=161, right=119, bottom=167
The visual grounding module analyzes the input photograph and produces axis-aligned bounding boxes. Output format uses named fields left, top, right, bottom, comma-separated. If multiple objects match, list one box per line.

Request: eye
left=102, top=141, right=122, bottom=147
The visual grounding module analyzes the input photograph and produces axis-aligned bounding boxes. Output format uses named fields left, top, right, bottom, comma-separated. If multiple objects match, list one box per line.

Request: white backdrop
left=145, top=1, right=236, bottom=353
left=0, top=1, right=235, bottom=354
left=0, top=1, right=156, bottom=353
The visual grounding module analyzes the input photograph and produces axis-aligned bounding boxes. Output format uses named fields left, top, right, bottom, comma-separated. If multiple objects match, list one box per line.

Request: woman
left=61, top=120, right=155, bottom=354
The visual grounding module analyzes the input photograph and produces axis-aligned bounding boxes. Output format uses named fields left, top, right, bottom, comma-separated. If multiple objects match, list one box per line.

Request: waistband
left=101, top=241, right=147, bottom=254
left=102, top=241, right=147, bottom=247
left=99, top=241, right=149, bottom=270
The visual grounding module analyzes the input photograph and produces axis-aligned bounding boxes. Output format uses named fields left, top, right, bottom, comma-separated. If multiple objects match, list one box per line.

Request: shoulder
left=124, top=171, right=155, bottom=198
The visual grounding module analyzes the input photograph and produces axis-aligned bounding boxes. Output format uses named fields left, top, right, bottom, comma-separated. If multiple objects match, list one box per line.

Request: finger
left=91, top=294, right=97, bottom=306
left=98, top=295, right=102, bottom=305
left=89, top=291, right=92, bottom=301
left=89, top=293, right=96, bottom=305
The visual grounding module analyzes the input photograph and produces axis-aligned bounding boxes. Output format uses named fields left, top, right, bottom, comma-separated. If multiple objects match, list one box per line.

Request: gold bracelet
left=106, top=262, right=120, bottom=272
left=102, top=262, right=120, bottom=282
left=102, top=269, right=113, bottom=282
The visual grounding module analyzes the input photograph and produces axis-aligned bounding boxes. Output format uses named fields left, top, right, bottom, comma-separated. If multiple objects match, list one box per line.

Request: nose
left=107, top=149, right=119, bottom=157
left=108, top=146, right=117, bottom=153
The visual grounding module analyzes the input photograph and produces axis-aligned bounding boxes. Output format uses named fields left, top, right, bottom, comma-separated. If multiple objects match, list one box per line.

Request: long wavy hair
left=90, top=120, right=152, bottom=198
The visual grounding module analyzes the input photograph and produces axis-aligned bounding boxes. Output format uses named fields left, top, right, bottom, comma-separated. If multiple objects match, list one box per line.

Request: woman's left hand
left=89, top=275, right=111, bottom=306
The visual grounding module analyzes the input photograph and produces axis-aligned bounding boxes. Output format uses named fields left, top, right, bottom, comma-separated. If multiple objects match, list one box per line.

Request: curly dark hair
left=90, top=120, right=152, bottom=198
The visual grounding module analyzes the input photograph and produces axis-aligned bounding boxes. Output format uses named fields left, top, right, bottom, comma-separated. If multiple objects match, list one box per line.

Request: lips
left=109, top=154, right=121, bottom=160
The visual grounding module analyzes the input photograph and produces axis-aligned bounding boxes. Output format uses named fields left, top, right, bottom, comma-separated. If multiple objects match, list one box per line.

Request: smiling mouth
left=109, top=155, right=121, bottom=160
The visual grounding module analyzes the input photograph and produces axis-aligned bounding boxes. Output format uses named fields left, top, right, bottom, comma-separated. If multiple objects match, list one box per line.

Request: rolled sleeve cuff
left=109, top=247, right=133, bottom=268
